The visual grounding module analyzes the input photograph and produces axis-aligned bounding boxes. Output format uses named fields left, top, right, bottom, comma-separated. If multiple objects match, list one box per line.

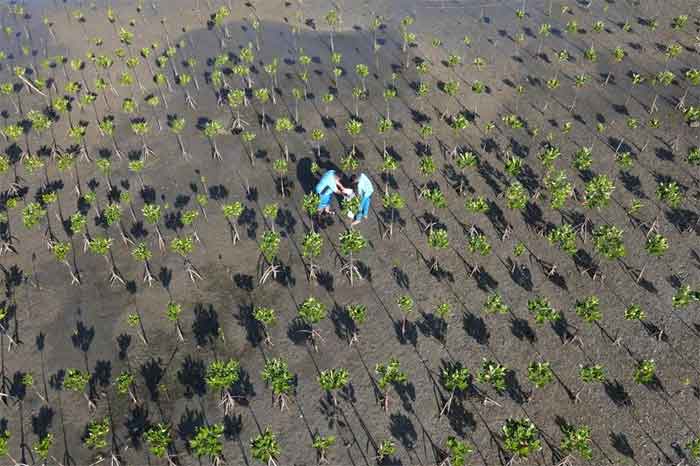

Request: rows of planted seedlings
left=1, top=1, right=700, bottom=465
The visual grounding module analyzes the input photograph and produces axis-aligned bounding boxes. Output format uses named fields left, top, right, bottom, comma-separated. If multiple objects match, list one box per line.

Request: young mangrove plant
left=205, top=358, right=241, bottom=415
left=339, top=229, right=366, bottom=286
left=502, top=418, right=541, bottom=463
left=189, top=424, right=224, bottom=466
left=261, top=358, right=294, bottom=410
left=251, top=428, right=280, bottom=466
left=375, top=357, right=407, bottom=412
left=253, top=306, right=277, bottom=345
left=440, top=362, right=469, bottom=416
left=346, top=303, right=367, bottom=345
left=318, top=368, right=349, bottom=406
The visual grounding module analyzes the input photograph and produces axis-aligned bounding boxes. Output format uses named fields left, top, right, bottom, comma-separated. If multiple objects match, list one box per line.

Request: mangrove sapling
left=190, top=424, right=225, bottom=466
left=21, top=370, right=48, bottom=405
left=375, top=357, right=407, bottom=412
left=428, top=228, right=449, bottom=272
left=127, top=312, right=149, bottom=346
left=273, top=159, right=289, bottom=197
left=375, top=439, right=397, bottom=463
left=686, top=438, right=700, bottom=462
left=467, top=231, right=491, bottom=277
left=502, top=418, right=542, bottom=464
left=142, top=203, right=166, bottom=252
left=273, top=117, right=294, bottom=162
left=558, top=424, right=593, bottom=465
left=656, top=181, right=683, bottom=210
left=574, top=296, right=602, bottom=325
left=396, top=295, right=414, bottom=337
left=312, top=435, right=335, bottom=464
left=165, top=302, right=185, bottom=342
left=170, top=236, right=203, bottom=282
left=343, top=119, right=364, bottom=159
left=433, top=303, right=452, bottom=346
left=253, top=306, right=277, bottom=345
left=672, top=285, right=700, bottom=309
left=346, top=304, right=367, bottom=345
left=102, top=202, right=133, bottom=247
left=251, top=428, right=280, bottom=466
left=261, top=358, right=294, bottom=410
left=0, top=306, right=16, bottom=354
left=440, top=437, right=473, bottom=466
left=380, top=153, right=399, bottom=192
left=181, top=209, right=202, bottom=244
left=465, top=196, right=490, bottom=218
left=592, top=225, right=626, bottom=269
left=241, top=131, right=257, bottom=166
left=291, top=87, right=304, bottom=124
left=98, top=116, right=123, bottom=160
left=381, top=191, right=405, bottom=240
left=64, top=368, right=95, bottom=411
left=318, top=368, right=349, bottom=406
left=302, top=231, right=322, bottom=281
left=448, top=115, right=469, bottom=158
left=339, top=229, right=366, bottom=286
left=528, top=296, right=561, bottom=326
left=575, top=364, right=606, bottom=402
left=454, top=150, right=477, bottom=194
left=483, top=293, right=509, bottom=315
left=440, top=363, right=469, bottom=416
left=633, top=359, right=656, bottom=385
left=527, top=362, right=554, bottom=390
left=83, top=417, right=111, bottom=463
left=325, top=9, right=340, bottom=54
left=176, top=71, right=198, bottom=110
left=227, top=89, right=248, bottom=130
left=222, top=201, right=244, bottom=244
left=547, top=223, right=578, bottom=257
left=202, top=119, right=226, bottom=160
left=310, top=128, right=325, bottom=159
left=476, top=359, right=508, bottom=403
left=88, top=235, right=125, bottom=286
left=298, top=296, right=327, bottom=350
left=301, top=193, right=320, bottom=229
left=543, top=171, right=573, bottom=210
left=441, top=80, right=460, bottom=121
left=50, top=241, right=80, bottom=285
left=144, top=423, right=176, bottom=466
left=32, top=432, right=53, bottom=466
left=340, top=152, right=359, bottom=173
left=254, top=88, right=270, bottom=130
left=258, top=230, right=281, bottom=284
left=420, top=187, right=446, bottom=232
left=70, top=211, right=91, bottom=253
left=164, top=115, right=189, bottom=158
left=128, top=158, right=148, bottom=190
left=115, top=371, right=138, bottom=405
left=504, top=181, right=528, bottom=212
left=377, top=117, right=393, bottom=158
left=206, top=358, right=241, bottom=415
left=624, top=304, right=646, bottom=323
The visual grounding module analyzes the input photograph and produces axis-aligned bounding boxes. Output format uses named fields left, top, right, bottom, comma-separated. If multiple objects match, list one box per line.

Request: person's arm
left=334, top=179, right=348, bottom=194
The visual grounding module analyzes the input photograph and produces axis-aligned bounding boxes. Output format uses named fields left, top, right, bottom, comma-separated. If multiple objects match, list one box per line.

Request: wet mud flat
left=1, top=0, right=700, bottom=465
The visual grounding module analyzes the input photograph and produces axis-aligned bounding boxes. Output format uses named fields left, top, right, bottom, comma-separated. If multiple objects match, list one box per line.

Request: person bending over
left=315, top=169, right=349, bottom=215
left=350, top=173, right=374, bottom=226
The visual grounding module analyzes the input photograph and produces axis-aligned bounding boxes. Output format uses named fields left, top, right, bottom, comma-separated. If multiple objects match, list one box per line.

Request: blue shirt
left=357, top=173, right=374, bottom=199
left=315, top=170, right=337, bottom=196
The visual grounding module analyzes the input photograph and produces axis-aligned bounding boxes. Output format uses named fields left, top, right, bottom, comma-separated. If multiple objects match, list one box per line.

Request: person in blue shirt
left=350, top=173, right=374, bottom=226
left=315, top=169, right=348, bottom=215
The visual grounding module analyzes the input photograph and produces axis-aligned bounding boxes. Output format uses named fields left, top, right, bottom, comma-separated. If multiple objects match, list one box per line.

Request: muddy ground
left=2, top=0, right=700, bottom=465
